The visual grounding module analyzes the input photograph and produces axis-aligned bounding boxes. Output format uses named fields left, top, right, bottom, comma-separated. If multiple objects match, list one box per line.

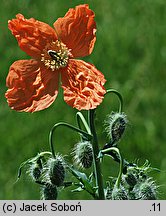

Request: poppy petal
left=6, top=59, right=59, bottom=112
left=8, top=14, right=58, bottom=58
left=53, top=4, right=96, bottom=58
left=61, top=59, right=106, bottom=110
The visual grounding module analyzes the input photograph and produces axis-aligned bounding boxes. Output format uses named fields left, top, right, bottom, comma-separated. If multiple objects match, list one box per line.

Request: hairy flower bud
left=106, top=112, right=128, bottom=143
left=134, top=178, right=157, bottom=200
left=72, top=141, right=93, bottom=169
left=42, top=183, right=58, bottom=200
left=29, top=158, right=43, bottom=181
left=112, top=185, right=129, bottom=200
left=47, top=155, right=65, bottom=187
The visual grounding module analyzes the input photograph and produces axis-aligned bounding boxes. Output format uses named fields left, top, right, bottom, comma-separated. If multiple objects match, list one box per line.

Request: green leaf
left=67, top=165, right=97, bottom=198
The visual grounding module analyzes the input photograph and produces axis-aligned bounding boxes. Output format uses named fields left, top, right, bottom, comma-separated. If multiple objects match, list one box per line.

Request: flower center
left=41, top=40, right=71, bottom=71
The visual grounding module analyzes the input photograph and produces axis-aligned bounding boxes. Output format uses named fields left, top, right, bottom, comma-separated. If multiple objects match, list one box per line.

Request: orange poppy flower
left=6, top=4, right=106, bottom=112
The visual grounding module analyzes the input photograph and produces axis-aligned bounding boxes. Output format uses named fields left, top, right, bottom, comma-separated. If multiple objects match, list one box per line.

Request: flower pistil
left=41, top=40, right=72, bottom=71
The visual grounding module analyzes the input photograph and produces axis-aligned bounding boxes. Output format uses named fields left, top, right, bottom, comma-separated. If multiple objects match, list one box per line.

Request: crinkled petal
left=6, top=59, right=59, bottom=112
left=8, top=14, right=58, bottom=58
left=61, top=59, right=106, bottom=110
left=54, top=4, right=96, bottom=58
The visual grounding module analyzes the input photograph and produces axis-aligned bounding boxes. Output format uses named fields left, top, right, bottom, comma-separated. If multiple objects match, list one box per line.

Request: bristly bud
left=106, top=112, right=128, bottom=143
left=72, top=141, right=93, bottom=169
left=134, top=178, right=157, bottom=200
left=29, top=158, right=43, bottom=181
left=112, top=185, right=129, bottom=200
left=41, top=183, right=58, bottom=200
left=47, top=155, right=65, bottom=187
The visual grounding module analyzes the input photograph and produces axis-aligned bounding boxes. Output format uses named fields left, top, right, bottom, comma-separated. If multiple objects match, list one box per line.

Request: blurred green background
left=0, top=0, right=165, bottom=199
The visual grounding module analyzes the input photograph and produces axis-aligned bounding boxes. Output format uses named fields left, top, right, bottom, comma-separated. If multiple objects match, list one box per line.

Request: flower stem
left=106, top=89, right=123, bottom=113
left=39, top=151, right=52, bottom=157
left=76, top=112, right=91, bottom=134
left=101, top=147, right=123, bottom=188
left=89, top=109, right=105, bottom=199
left=49, top=122, right=92, bottom=158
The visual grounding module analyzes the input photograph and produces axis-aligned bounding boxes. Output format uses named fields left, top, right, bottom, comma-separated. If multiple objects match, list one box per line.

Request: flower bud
left=112, top=185, right=129, bottom=200
left=29, top=158, right=42, bottom=181
left=106, top=112, right=128, bottom=143
left=42, top=183, right=58, bottom=200
left=72, top=141, right=93, bottom=169
left=47, top=155, right=65, bottom=187
left=135, top=178, right=157, bottom=200
left=129, top=191, right=136, bottom=200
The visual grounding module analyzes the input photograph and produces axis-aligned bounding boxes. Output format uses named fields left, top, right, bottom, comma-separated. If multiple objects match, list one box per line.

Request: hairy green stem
left=39, top=151, right=52, bottom=157
left=89, top=109, right=105, bottom=199
left=49, top=122, right=92, bottom=158
left=76, top=112, right=91, bottom=134
left=101, top=147, right=123, bottom=188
